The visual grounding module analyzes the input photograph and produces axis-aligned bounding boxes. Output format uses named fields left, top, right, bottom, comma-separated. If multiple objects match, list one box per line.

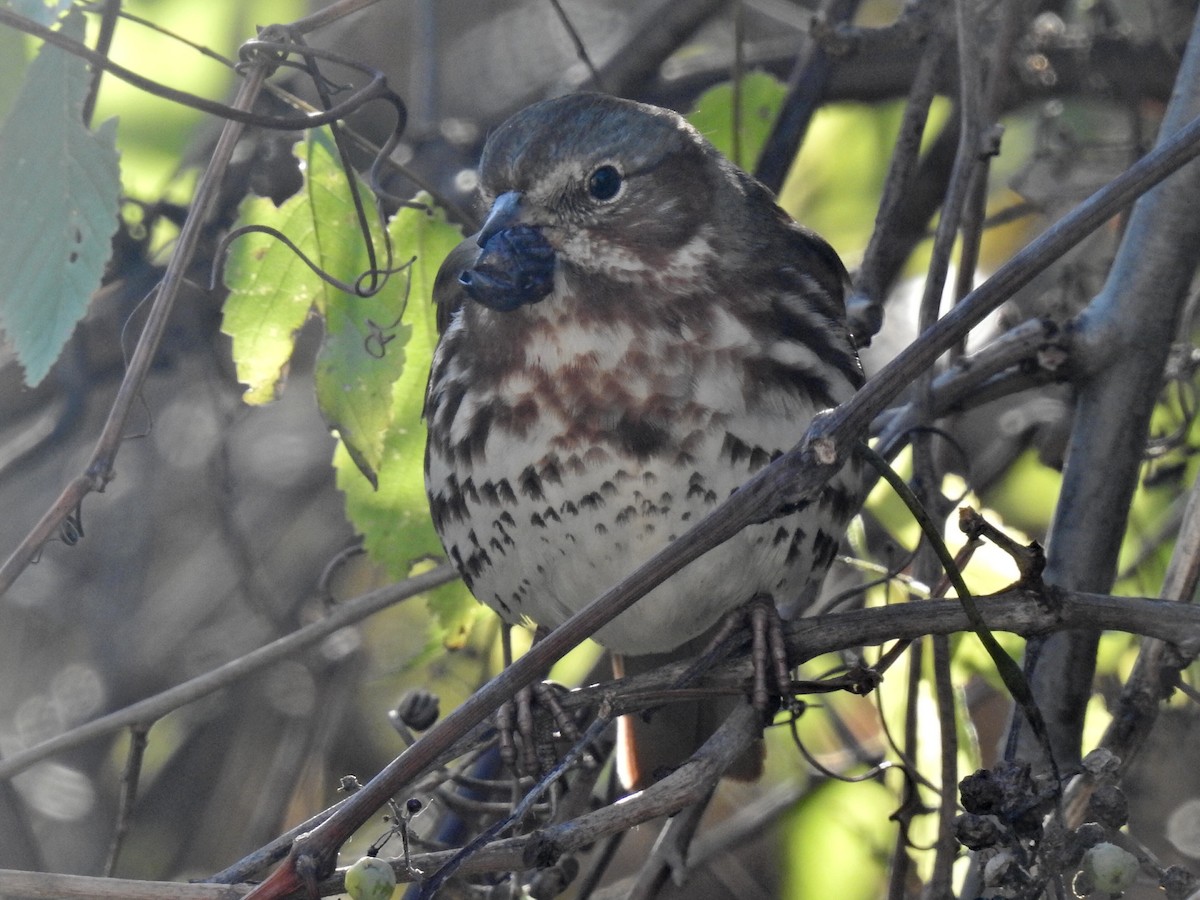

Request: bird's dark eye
left=587, top=165, right=622, bottom=202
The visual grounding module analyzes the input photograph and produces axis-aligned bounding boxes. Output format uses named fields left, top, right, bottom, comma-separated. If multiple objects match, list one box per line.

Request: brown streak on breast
left=446, top=280, right=758, bottom=466
left=496, top=396, right=539, bottom=437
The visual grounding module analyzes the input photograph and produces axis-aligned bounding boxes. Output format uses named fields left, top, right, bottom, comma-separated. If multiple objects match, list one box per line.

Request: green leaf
left=687, top=70, right=787, bottom=170
left=222, top=126, right=471, bottom=627
left=0, top=8, right=120, bottom=386
left=222, top=161, right=320, bottom=404
left=333, top=197, right=457, bottom=558
left=308, top=130, right=409, bottom=485
left=223, top=128, right=410, bottom=483
left=334, top=198, right=474, bottom=628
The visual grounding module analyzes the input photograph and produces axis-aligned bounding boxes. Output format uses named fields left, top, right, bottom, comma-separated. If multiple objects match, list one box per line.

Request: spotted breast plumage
left=424, top=93, right=862, bottom=773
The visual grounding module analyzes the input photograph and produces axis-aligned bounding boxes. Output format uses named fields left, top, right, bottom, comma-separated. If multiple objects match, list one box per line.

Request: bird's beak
left=458, top=190, right=554, bottom=312
left=477, top=191, right=524, bottom=246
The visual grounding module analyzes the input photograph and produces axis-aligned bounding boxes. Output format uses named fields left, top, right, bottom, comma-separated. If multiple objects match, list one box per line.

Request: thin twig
left=916, top=0, right=984, bottom=337
left=627, top=784, right=716, bottom=900
left=548, top=0, right=605, bottom=91
left=873, top=317, right=1068, bottom=458
left=289, top=32, right=387, bottom=294
left=754, top=0, right=862, bottom=192
left=0, top=870, right=247, bottom=900
left=208, top=800, right=346, bottom=886
left=926, top=634, right=957, bottom=898
left=103, top=724, right=150, bottom=877
left=0, top=11, right=398, bottom=132
left=959, top=508, right=1045, bottom=584
left=884, top=636, right=921, bottom=900
left=858, top=443, right=1057, bottom=776
left=848, top=13, right=946, bottom=341
left=950, top=162, right=989, bottom=354
left=416, top=708, right=613, bottom=899
left=286, top=0, right=387, bottom=35
left=90, top=5, right=468, bottom=219
left=904, top=0, right=973, bottom=851
left=81, top=0, right=121, bottom=127
left=731, top=0, right=745, bottom=168
left=592, top=0, right=726, bottom=99
left=0, top=565, right=456, bottom=783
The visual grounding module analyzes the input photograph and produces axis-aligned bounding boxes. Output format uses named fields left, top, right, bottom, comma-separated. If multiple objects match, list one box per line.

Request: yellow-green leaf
left=307, top=129, right=409, bottom=484
left=224, top=127, right=410, bottom=483
left=334, top=196, right=475, bottom=629
left=222, top=174, right=320, bottom=404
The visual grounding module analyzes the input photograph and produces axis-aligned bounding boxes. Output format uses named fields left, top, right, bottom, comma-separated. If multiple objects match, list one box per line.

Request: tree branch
left=0, top=566, right=456, bottom=783
left=1066, top=452, right=1200, bottom=821
left=873, top=316, right=1069, bottom=457
left=754, top=0, right=863, bottom=192
left=848, top=9, right=947, bottom=340
left=1013, top=5, right=1200, bottom=770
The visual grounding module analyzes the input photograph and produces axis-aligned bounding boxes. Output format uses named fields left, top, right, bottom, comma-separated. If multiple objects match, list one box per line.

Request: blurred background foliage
left=0, top=0, right=1198, bottom=898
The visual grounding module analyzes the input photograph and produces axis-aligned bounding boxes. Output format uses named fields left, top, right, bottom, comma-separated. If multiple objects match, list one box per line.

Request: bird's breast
left=424, top=279, right=839, bottom=653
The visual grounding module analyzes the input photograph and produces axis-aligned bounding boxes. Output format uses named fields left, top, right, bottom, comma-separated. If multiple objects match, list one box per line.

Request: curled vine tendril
left=363, top=257, right=417, bottom=359
left=60, top=504, right=85, bottom=546
left=30, top=503, right=86, bottom=564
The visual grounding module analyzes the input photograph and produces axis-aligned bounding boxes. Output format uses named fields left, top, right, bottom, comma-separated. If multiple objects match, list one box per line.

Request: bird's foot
left=749, top=597, right=794, bottom=713
left=496, top=680, right=584, bottom=777
left=681, top=595, right=793, bottom=715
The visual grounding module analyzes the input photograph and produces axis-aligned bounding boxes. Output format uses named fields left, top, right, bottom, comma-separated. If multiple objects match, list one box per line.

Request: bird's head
left=457, top=93, right=727, bottom=313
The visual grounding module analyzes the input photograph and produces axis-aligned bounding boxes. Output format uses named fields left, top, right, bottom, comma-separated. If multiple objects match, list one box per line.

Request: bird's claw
left=496, top=680, right=584, bottom=777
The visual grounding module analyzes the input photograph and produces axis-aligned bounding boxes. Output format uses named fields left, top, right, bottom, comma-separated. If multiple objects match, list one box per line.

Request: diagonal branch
left=328, top=590, right=1200, bottom=895
left=0, top=566, right=456, bottom=783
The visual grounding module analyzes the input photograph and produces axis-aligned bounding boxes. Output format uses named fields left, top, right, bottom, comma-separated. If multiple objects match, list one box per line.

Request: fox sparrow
left=425, top=93, right=863, bottom=785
